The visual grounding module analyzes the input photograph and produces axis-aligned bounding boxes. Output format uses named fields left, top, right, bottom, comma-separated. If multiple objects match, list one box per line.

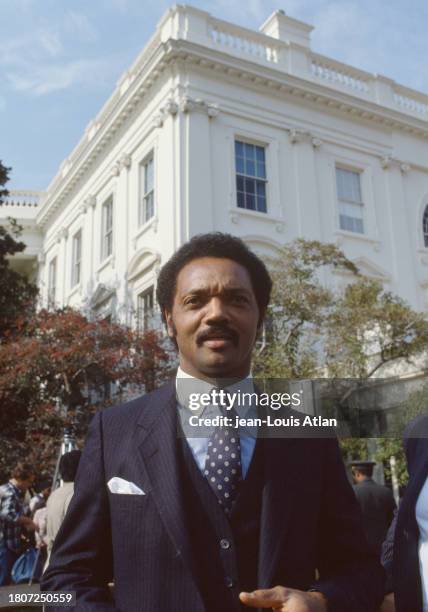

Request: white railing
left=311, top=58, right=370, bottom=93
left=2, top=190, right=43, bottom=207
left=393, top=92, right=428, bottom=117
left=209, top=23, right=280, bottom=64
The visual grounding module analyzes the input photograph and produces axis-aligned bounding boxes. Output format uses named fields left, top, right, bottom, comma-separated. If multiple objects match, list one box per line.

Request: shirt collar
left=175, top=365, right=255, bottom=418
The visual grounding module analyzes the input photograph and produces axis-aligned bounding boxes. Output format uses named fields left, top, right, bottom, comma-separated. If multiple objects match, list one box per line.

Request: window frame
left=234, top=139, right=268, bottom=214
left=48, top=256, right=57, bottom=306
left=136, top=286, right=155, bottom=332
left=423, top=205, right=428, bottom=248
left=101, top=196, right=113, bottom=262
left=71, top=230, right=82, bottom=288
left=335, top=165, right=365, bottom=235
left=139, top=153, right=155, bottom=226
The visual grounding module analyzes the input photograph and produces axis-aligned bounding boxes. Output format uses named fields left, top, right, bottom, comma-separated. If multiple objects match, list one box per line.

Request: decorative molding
left=56, top=228, right=68, bottom=243
left=275, top=221, right=285, bottom=233
left=288, top=129, right=321, bottom=148
left=35, top=33, right=428, bottom=227
left=110, top=162, right=121, bottom=177
left=178, top=95, right=219, bottom=118
left=380, top=155, right=411, bottom=172
left=84, top=194, right=97, bottom=209
left=229, top=212, right=239, bottom=224
left=120, top=154, right=132, bottom=170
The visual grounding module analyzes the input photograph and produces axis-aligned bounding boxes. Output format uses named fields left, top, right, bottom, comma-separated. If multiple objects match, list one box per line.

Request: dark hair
left=156, top=232, right=272, bottom=325
left=354, top=465, right=374, bottom=478
left=59, top=450, right=82, bottom=482
left=11, top=463, right=34, bottom=481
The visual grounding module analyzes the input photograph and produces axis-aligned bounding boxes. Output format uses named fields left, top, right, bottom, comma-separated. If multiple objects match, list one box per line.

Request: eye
left=232, top=295, right=248, bottom=304
left=185, top=296, right=201, bottom=306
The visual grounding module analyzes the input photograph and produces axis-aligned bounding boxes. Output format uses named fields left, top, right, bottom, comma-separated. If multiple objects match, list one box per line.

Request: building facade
left=3, top=5, right=428, bottom=327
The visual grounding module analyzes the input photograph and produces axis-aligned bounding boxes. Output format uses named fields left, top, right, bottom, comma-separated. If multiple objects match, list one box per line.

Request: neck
left=178, top=363, right=251, bottom=385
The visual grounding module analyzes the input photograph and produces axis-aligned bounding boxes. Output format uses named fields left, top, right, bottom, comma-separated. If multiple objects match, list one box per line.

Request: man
left=381, top=413, right=428, bottom=612
left=351, top=460, right=396, bottom=555
left=42, top=233, right=385, bottom=611
left=0, top=463, right=37, bottom=585
left=45, top=450, right=81, bottom=567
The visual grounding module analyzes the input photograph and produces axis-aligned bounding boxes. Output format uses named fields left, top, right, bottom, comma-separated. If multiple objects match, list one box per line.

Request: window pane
left=256, top=162, right=266, bottom=179
left=245, top=178, right=255, bottom=194
left=255, top=146, right=265, bottom=162
left=244, top=142, right=255, bottom=160
left=235, top=140, right=267, bottom=213
left=245, top=159, right=255, bottom=176
left=256, top=195, right=267, bottom=213
left=336, top=167, right=362, bottom=203
left=145, top=158, right=154, bottom=193
left=256, top=181, right=266, bottom=197
left=235, top=140, right=244, bottom=157
left=246, top=193, right=255, bottom=210
left=235, top=156, right=244, bottom=174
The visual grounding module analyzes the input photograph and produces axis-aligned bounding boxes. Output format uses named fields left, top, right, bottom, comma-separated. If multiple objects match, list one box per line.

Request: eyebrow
left=181, top=287, right=252, bottom=298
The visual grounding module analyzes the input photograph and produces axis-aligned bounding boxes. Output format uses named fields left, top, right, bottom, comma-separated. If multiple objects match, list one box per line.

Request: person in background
left=381, top=413, right=428, bottom=612
left=351, top=460, right=396, bottom=556
left=45, top=450, right=81, bottom=567
left=29, top=478, right=51, bottom=515
left=0, top=463, right=37, bottom=585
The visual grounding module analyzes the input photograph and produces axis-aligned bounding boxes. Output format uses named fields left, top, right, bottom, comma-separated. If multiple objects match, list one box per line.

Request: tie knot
left=210, top=387, right=234, bottom=417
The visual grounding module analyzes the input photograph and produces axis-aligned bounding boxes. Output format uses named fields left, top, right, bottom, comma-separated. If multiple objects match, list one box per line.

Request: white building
left=3, top=5, right=428, bottom=327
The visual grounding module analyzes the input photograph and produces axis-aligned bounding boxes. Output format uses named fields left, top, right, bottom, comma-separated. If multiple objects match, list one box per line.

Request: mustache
left=197, top=326, right=239, bottom=346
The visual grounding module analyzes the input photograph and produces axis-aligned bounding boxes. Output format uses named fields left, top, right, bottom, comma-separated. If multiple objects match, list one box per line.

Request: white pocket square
left=107, top=477, right=145, bottom=495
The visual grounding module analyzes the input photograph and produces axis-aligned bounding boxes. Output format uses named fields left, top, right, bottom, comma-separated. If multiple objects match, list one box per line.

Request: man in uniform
left=351, top=460, right=396, bottom=555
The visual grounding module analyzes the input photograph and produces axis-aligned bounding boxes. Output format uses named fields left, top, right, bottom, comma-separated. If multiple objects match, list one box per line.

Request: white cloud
left=6, top=58, right=115, bottom=96
left=66, top=10, right=98, bottom=43
left=39, top=29, right=63, bottom=57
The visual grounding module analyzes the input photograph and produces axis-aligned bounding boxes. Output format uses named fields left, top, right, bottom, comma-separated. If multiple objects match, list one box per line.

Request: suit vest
left=179, top=435, right=264, bottom=612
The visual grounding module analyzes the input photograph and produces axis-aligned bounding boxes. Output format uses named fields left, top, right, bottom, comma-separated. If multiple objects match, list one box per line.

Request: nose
left=204, top=296, right=230, bottom=323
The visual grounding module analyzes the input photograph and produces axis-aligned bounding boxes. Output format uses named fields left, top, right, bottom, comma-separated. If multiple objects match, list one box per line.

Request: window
left=139, top=155, right=154, bottom=225
left=235, top=140, right=267, bottom=213
left=48, top=257, right=57, bottom=305
left=336, top=167, right=364, bottom=234
left=423, top=205, right=428, bottom=247
left=101, top=196, right=113, bottom=260
left=71, top=230, right=82, bottom=287
left=137, top=286, right=154, bottom=331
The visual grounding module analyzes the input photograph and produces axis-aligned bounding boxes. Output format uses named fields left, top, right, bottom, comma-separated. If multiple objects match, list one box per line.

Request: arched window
left=423, top=205, right=428, bottom=247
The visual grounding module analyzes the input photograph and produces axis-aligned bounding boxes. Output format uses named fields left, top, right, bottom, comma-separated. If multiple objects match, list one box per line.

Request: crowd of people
left=0, top=450, right=81, bottom=586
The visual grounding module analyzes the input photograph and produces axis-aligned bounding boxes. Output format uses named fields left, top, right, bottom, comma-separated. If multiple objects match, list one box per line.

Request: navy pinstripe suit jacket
left=42, top=380, right=385, bottom=611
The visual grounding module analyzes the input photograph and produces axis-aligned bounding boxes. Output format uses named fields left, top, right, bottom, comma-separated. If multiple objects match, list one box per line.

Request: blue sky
left=2, top=0, right=427, bottom=191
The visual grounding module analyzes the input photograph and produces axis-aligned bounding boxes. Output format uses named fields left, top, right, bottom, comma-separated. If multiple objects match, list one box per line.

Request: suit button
left=220, top=538, right=231, bottom=550
left=225, top=576, right=235, bottom=588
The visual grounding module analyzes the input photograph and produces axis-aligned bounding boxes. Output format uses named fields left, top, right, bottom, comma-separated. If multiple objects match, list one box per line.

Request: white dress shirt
left=175, top=366, right=257, bottom=478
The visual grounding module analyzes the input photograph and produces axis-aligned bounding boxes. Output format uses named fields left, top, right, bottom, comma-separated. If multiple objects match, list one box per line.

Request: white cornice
left=36, top=37, right=428, bottom=229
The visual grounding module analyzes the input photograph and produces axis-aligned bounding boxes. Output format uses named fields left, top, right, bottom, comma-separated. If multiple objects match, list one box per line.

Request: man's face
left=165, top=257, right=261, bottom=380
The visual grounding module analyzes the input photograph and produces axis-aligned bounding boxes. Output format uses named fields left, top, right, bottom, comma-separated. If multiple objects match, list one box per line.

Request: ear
left=164, top=309, right=175, bottom=338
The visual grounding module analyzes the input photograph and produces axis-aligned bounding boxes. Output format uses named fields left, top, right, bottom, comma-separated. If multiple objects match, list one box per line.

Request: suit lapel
left=134, top=380, right=196, bottom=579
left=257, top=436, right=299, bottom=588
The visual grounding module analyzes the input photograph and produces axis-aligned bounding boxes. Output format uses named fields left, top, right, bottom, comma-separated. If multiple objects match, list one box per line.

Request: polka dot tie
left=203, top=396, right=242, bottom=515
